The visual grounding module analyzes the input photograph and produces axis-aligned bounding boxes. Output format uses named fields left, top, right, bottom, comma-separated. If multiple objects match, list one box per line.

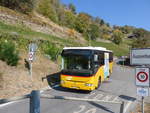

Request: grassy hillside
left=92, top=41, right=130, bottom=57
left=0, top=21, right=82, bottom=47
left=0, top=20, right=131, bottom=57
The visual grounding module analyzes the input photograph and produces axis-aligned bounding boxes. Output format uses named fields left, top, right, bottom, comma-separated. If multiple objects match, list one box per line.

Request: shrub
left=36, top=0, right=58, bottom=23
left=112, top=29, right=124, bottom=45
left=0, top=40, right=19, bottom=66
left=87, top=24, right=100, bottom=40
left=0, top=0, right=35, bottom=14
left=44, top=44, right=60, bottom=61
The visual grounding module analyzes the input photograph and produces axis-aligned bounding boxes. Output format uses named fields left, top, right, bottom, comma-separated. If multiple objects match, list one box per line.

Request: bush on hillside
left=63, top=11, right=76, bottom=29
left=0, top=40, right=19, bottom=66
left=36, top=0, right=58, bottom=23
left=87, top=24, right=100, bottom=40
left=112, top=29, right=124, bottom=45
left=44, top=44, right=60, bottom=61
left=68, top=3, right=76, bottom=14
left=0, top=0, right=35, bottom=14
left=74, top=13, right=91, bottom=33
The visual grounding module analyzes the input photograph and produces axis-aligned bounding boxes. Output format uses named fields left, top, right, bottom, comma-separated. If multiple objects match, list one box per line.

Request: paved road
left=0, top=64, right=138, bottom=113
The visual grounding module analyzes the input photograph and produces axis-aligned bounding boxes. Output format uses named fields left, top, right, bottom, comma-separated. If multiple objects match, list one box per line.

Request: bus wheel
left=97, top=77, right=101, bottom=89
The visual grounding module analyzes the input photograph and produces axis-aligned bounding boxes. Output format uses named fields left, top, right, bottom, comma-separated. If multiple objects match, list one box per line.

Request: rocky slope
left=0, top=6, right=86, bottom=44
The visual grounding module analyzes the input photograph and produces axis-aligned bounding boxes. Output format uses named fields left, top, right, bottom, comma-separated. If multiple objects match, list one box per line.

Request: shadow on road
left=53, top=86, right=91, bottom=94
left=119, top=95, right=136, bottom=101
left=42, top=72, right=61, bottom=87
left=42, top=72, right=90, bottom=94
left=89, top=102, right=115, bottom=113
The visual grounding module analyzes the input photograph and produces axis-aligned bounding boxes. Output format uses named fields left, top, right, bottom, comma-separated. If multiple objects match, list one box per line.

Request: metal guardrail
left=0, top=94, right=30, bottom=104
left=0, top=90, right=125, bottom=113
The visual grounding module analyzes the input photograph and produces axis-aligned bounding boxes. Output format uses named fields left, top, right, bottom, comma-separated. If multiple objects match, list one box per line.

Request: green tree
left=112, top=29, right=124, bottom=45
left=0, top=40, right=19, bottom=66
left=74, top=13, right=91, bottom=33
left=131, top=28, right=150, bottom=48
left=44, top=43, right=60, bottom=61
left=68, top=3, right=76, bottom=14
left=63, top=11, right=76, bottom=28
left=133, top=28, right=148, bottom=38
left=131, top=37, right=149, bottom=48
left=120, top=25, right=134, bottom=34
left=37, top=0, right=58, bottom=23
left=88, top=24, right=100, bottom=40
left=0, top=0, right=35, bottom=14
left=100, top=19, right=105, bottom=26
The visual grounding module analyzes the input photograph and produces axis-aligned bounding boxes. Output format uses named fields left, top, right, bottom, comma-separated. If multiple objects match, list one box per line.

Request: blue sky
left=61, top=0, right=150, bottom=31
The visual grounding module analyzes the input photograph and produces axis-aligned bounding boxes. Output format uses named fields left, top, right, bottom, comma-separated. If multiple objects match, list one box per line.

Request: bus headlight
left=85, top=83, right=93, bottom=87
left=61, top=80, right=65, bottom=84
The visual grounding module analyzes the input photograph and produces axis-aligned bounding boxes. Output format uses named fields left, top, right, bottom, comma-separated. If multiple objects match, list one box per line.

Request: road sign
left=130, top=48, right=150, bottom=65
left=29, top=43, right=37, bottom=52
left=136, top=67, right=149, bottom=87
left=137, top=87, right=149, bottom=97
left=29, top=52, right=34, bottom=61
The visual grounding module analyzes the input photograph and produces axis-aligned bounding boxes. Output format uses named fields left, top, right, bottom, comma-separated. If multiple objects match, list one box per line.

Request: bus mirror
left=94, top=54, right=98, bottom=62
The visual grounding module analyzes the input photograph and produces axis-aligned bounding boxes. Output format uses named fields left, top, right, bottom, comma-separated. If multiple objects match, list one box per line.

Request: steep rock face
left=0, top=7, right=86, bottom=44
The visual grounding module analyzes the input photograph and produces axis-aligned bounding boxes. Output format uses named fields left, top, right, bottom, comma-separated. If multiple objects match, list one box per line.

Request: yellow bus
left=60, top=47, right=113, bottom=91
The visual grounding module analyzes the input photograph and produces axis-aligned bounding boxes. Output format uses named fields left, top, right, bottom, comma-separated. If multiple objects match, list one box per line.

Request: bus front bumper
left=61, top=80, right=95, bottom=91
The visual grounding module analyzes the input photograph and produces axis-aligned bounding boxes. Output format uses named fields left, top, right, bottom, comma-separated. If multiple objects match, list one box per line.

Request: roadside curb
left=0, top=85, right=51, bottom=106
left=40, top=86, right=52, bottom=93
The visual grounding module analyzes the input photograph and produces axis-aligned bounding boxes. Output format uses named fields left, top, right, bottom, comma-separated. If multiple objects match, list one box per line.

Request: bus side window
left=99, top=53, right=104, bottom=65
left=93, top=54, right=98, bottom=68
left=109, top=52, right=113, bottom=62
left=94, top=54, right=98, bottom=62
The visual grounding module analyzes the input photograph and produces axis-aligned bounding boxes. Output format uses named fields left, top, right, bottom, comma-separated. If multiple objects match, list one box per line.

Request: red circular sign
left=137, top=72, right=148, bottom=82
left=29, top=53, right=33, bottom=58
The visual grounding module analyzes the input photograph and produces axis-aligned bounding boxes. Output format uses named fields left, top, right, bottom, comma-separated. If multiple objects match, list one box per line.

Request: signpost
left=131, top=48, right=150, bottom=113
left=135, top=67, right=149, bottom=87
left=135, top=67, right=149, bottom=113
left=29, top=52, right=34, bottom=61
left=28, top=43, right=38, bottom=79
left=137, top=87, right=149, bottom=97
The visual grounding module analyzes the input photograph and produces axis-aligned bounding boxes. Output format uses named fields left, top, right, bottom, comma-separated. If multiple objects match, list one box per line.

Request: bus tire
left=97, top=77, right=101, bottom=89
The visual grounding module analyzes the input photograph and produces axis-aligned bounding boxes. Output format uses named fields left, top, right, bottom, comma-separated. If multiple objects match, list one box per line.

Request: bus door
left=104, top=52, right=109, bottom=78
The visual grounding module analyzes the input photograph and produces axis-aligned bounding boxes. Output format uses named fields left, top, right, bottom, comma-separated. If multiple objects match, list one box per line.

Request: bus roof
left=63, top=47, right=112, bottom=52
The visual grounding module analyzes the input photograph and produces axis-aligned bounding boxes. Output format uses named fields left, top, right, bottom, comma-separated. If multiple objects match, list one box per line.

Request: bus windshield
left=62, top=55, right=91, bottom=71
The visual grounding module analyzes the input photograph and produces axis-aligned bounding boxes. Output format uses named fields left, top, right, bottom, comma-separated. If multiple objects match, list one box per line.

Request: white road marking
left=0, top=85, right=58, bottom=108
left=73, top=105, right=97, bottom=113
left=73, top=105, right=86, bottom=113
left=93, top=94, right=104, bottom=100
left=124, top=101, right=133, bottom=113
left=102, top=95, right=112, bottom=101
left=85, top=108, right=97, bottom=113
left=112, top=96, right=120, bottom=102
left=0, top=102, right=14, bottom=108
left=84, top=93, right=96, bottom=99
